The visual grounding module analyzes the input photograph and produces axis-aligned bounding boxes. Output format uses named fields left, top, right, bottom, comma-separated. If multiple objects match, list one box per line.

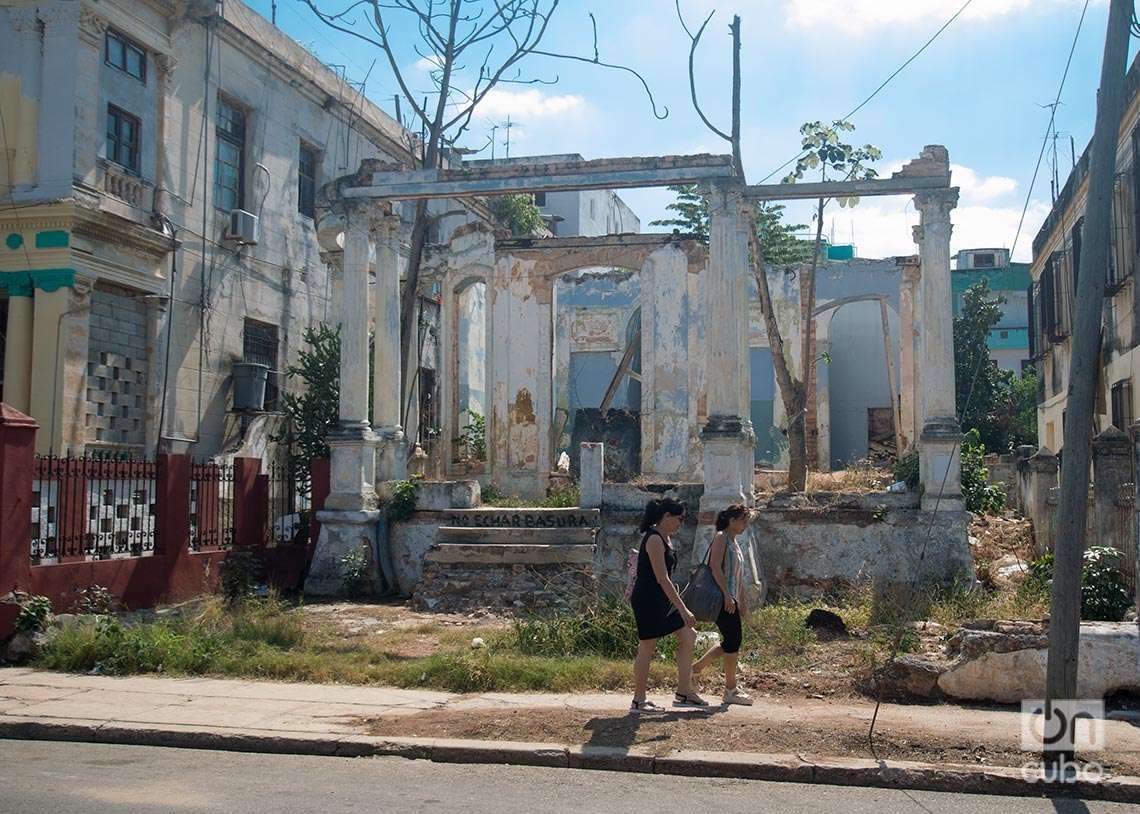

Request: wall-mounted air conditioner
left=226, top=209, right=259, bottom=245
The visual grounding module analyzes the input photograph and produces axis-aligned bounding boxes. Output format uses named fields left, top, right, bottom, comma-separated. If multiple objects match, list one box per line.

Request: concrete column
left=3, top=287, right=33, bottom=412
left=1092, top=426, right=1132, bottom=554
left=1131, top=423, right=1140, bottom=617
left=35, top=2, right=80, bottom=198
left=306, top=205, right=382, bottom=596
left=29, top=285, right=74, bottom=454
left=913, top=188, right=962, bottom=511
left=700, top=180, right=753, bottom=506
left=372, top=211, right=405, bottom=482
left=73, top=5, right=105, bottom=188
left=1020, top=447, right=1059, bottom=556
left=897, top=255, right=921, bottom=453
left=579, top=442, right=604, bottom=509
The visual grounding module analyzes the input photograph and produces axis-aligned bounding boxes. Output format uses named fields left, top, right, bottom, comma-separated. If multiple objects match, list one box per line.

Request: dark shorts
left=632, top=595, right=685, bottom=641
left=715, top=606, right=743, bottom=654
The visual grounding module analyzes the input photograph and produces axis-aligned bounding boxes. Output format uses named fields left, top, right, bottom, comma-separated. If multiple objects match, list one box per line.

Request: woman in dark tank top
left=628, top=497, right=707, bottom=714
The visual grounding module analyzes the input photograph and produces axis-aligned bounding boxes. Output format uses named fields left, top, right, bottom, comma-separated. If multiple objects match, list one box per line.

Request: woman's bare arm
left=645, top=535, right=692, bottom=620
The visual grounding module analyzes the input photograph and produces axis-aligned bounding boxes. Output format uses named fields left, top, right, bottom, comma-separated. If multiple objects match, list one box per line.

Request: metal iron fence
left=31, top=455, right=158, bottom=562
left=265, top=461, right=310, bottom=547
left=189, top=460, right=234, bottom=551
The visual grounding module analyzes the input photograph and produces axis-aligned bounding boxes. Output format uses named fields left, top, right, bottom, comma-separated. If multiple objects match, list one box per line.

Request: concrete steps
left=426, top=543, right=594, bottom=565
left=413, top=507, right=601, bottom=612
left=436, top=526, right=596, bottom=545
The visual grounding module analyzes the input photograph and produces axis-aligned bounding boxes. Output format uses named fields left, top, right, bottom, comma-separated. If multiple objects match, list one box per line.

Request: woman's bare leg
left=676, top=626, right=696, bottom=695
left=633, top=639, right=657, bottom=701
left=692, top=644, right=724, bottom=676
left=724, top=652, right=739, bottom=691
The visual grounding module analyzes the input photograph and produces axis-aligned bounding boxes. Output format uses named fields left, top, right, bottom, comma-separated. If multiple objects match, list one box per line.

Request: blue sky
left=248, top=0, right=1129, bottom=261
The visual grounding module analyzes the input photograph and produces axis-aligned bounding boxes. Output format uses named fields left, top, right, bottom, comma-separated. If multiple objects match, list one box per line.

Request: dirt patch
left=363, top=706, right=1140, bottom=775
left=298, top=601, right=511, bottom=658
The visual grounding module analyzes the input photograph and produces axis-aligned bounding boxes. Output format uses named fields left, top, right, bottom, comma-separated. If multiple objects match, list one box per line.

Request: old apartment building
left=0, top=0, right=468, bottom=456
left=1031, top=53, right=1140, bottom=452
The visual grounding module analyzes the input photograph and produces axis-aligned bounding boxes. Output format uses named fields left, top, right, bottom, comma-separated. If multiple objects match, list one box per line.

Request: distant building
left=468, top=154, right=640, bottom=236
left=952, top=248, right=1032, bottom=373
left=1031, top=52, right=1140, bottom=453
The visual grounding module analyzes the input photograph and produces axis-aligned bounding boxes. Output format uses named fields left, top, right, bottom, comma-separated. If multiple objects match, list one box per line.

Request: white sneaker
left=722, top=688, right=754, bottom=706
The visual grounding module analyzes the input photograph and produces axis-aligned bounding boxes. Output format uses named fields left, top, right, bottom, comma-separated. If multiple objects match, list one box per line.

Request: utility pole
left=730, top=15, right=742, bottom=176
left=1045, top=0, right=1132, bottom=769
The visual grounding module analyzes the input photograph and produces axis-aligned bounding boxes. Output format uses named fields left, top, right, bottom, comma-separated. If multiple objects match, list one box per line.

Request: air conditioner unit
left=226, top=209, right=259, bottom=245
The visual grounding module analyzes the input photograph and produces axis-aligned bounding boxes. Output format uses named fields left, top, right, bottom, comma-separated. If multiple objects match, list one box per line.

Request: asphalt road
left=0, top=740, right=1133, bottom=813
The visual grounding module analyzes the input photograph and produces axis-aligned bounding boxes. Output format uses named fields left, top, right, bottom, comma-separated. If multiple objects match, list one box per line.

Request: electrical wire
left=1010, top=0, right=1092, bottom=262
left=868, top=0, right=1094, bottom=753
left=759, top=0, right=976, bottom=184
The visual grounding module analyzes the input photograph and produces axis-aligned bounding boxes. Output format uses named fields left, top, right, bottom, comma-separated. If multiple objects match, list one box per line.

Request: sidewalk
left=2, top=668, right=1138, bottom=801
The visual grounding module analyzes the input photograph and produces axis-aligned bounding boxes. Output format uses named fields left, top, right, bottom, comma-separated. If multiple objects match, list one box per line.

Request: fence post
left=1022, top=447, right=1059, bottom=556
left=580, top=443, right=604, bottom=509
left=155, top=453, right=191, bottom=558
left=232, top=457, right=265, bottom=547
left=1092, top=427, right=1132, bottom=554
left=0, top=405, right=38, bottom=634
left=309, top=457, right=330, bottom=552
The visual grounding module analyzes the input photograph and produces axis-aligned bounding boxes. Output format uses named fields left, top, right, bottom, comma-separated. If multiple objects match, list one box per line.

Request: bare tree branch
left=676, top=0, right=730, bottom=142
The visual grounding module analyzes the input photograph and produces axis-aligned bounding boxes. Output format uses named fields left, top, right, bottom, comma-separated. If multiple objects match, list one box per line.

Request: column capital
left=7, top=6, right=39, bottom=31
left=374, top=212, right=402, bottom=241
left=155, top=52, right=179, bottom=76
left=704, top=179, right=748, bottom=215
left=912, top=224, right=923, bottom=245
left=913, top=187, right=960, bottom=222
left=78, top=7, right=109, bottom=44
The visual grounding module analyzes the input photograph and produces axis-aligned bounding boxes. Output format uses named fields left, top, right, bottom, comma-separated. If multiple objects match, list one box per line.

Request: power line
left=1009, top=0, right=1092, bottom=261
left=759, top=0, right=976, bottom=183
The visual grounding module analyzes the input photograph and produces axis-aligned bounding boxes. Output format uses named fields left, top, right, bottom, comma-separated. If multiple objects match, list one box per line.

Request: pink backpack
left=622, top=547, right=639, bottom=602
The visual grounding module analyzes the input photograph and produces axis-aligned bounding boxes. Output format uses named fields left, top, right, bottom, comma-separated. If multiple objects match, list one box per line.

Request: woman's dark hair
left=639, top=497, right=687, bottom=533
left=715, top=504, right=750, bottom=531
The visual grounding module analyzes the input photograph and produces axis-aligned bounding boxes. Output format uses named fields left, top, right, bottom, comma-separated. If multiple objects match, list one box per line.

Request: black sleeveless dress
left=630, top=530, right=685, bottom=641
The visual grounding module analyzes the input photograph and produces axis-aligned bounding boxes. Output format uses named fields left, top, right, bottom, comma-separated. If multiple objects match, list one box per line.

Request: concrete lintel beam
left=342, top=157, right=736, bottom=201
left=744, top=173, right=950, bottom=202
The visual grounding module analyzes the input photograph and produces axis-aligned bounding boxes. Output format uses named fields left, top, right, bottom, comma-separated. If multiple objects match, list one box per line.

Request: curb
left=1, top=718, right=1137, bottom=803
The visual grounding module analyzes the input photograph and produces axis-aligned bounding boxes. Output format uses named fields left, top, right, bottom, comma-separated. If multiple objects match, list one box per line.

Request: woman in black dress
left=629, top=498, right=706, bottom=714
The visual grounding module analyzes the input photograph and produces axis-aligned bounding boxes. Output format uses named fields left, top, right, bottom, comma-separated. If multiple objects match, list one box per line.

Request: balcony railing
left=98, top=159, right=153, bottom=209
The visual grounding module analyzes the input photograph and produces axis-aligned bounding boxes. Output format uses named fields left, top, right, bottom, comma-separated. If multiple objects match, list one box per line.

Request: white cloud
left=781, top=0, right=1092, bottom=33
left=413, top=55, right=442, bottom=73
left=472, top=88, right=587, bottom=121
left=819, top=196, right=1051, bottom=262
left=951, top=164, right=1018, bottom=202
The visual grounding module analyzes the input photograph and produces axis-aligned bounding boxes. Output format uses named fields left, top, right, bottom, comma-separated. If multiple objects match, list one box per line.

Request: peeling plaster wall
left=490, top=254, right=552, bottom=498
left=387, top=493, right=973, bottom=601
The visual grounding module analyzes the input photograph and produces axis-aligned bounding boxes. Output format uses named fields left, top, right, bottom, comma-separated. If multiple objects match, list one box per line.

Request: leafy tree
left=275, top=324, right=341, bottom=495
left=755, top=202, right=812, bottom=265
left=774, top=119, right=881, bottom=489
left=953, top=280, right=1037, bottom=451
left=960, top=429, right=1006, bottom=514
left=652, top=187, right=811, bottom=264
left=490, top=194, right=546, bottom=236
left=650, top=184, right=709, bottom=236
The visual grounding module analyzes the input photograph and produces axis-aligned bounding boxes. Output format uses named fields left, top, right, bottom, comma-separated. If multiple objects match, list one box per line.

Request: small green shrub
left=892, top=453, right=919, bottom=490
left=14, top=596, right=53, bottom=634
left=339, top=546, right=372, bottom=599
left=512, top=597, right=675, bottom=661
left=387, top=475, right=423, bottom=522
left=961, top=429, right=1005, bottom=514
left=219, top=549, right=265, bottom=602
left=481, top=483, right=504, bottom=504
left=1023, top=547, right=1132, bottom=622
left=543, top=484, right=580, bottom=508
left=73, top=585, right=119, bottom=615
left=455, top=410, right=487, bottom=462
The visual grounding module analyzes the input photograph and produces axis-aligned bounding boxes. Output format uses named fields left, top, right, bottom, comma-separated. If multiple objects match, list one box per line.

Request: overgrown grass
left=37, top=595, right=678, bottom=693
left=37, top=576, right=1052, bottom=694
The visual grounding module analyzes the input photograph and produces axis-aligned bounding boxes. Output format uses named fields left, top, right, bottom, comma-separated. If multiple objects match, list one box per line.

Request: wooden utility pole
left=730, top=15, right=742, bottom=176
left=1045, top=0, right=1132, bottom=765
